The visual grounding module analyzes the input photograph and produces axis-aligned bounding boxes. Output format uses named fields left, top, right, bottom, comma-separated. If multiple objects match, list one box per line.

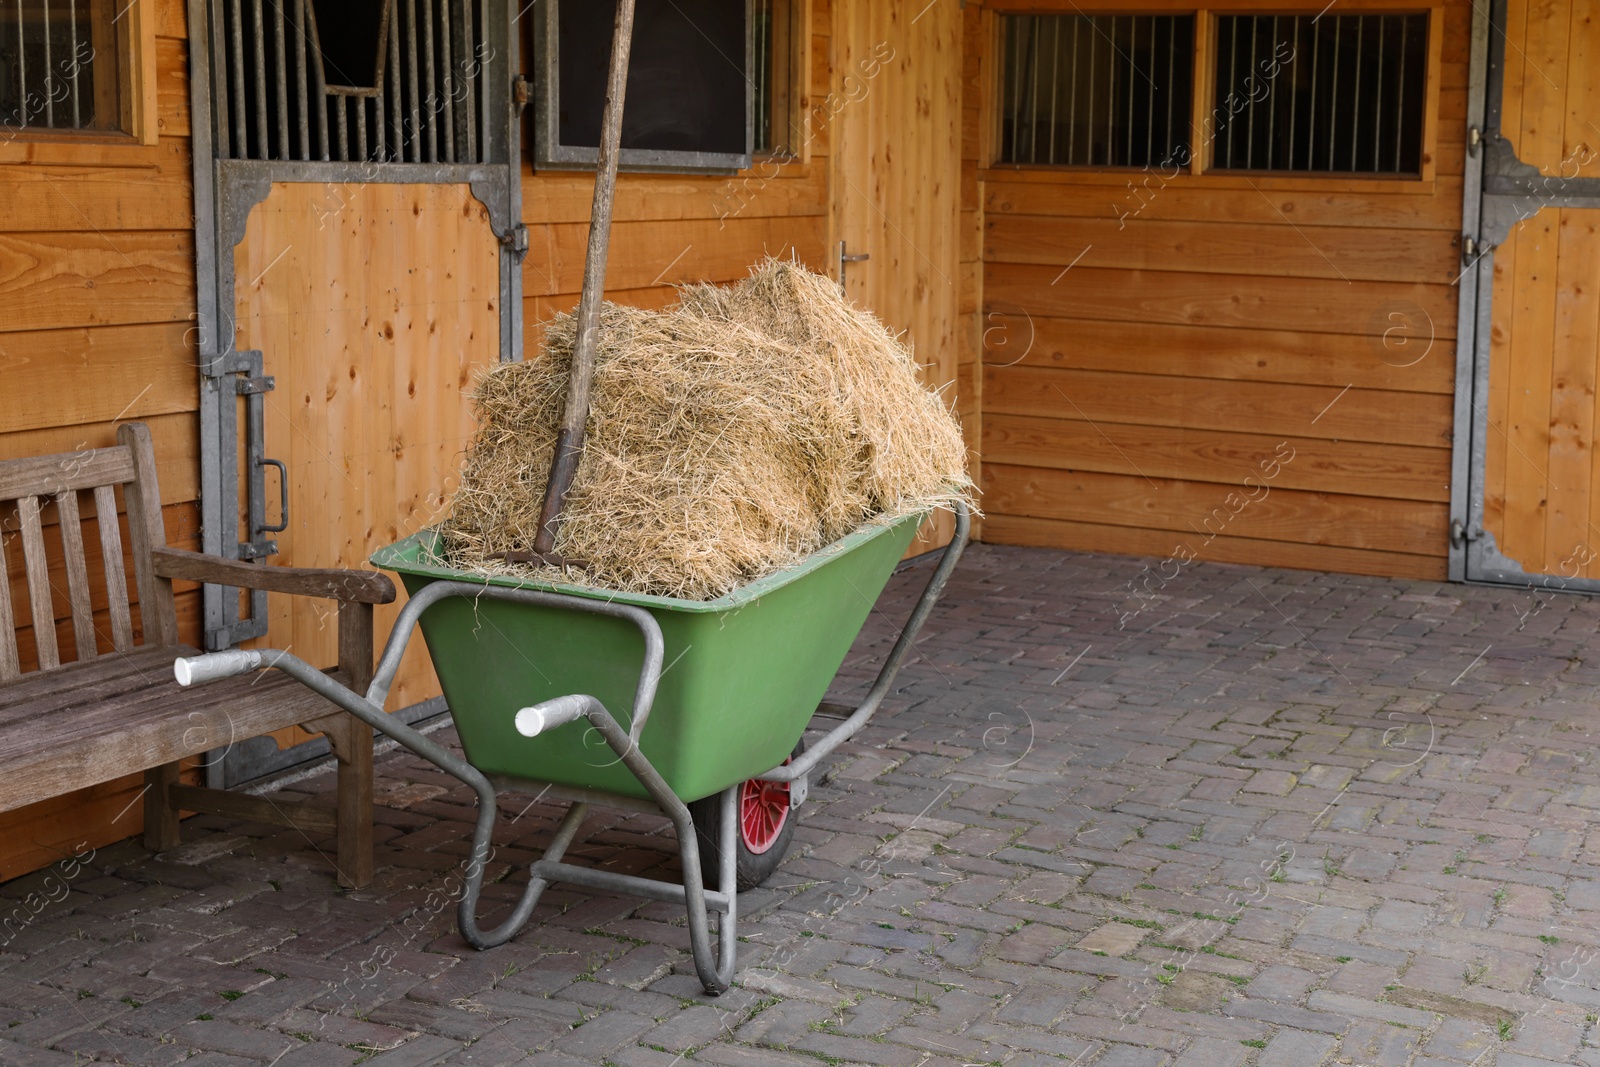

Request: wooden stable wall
left=974, top=0, right=1467, bottom=581
left=0, top=0, right=199, bottom=879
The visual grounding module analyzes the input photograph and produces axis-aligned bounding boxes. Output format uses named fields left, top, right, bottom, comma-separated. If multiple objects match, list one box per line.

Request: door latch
left=838, top=239, right=870, bottom=292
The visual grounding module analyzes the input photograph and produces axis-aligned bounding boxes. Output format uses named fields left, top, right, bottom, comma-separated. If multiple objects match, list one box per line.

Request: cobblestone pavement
left=7, top=544, right=1600, bottom=1066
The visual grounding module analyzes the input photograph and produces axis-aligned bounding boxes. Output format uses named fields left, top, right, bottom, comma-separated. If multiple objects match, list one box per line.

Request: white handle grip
left=514, top=694, right=594, bottom=738
left=174, top=650, right=264, bottom=687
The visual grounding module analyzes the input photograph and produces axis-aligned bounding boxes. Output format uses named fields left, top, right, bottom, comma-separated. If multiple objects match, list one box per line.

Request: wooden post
left=331, top=600, right=376, bottom=888
left=143, top=762, right=182, bottom=852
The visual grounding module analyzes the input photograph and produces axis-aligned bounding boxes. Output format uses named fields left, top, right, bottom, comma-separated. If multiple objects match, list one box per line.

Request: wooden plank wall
left=0, top=0, right=200, bottom=878
left=1482, top=0, right=1600, bottom=579
left=973, top=0, right=1469, bottom=580
left=830, top=0, right=967, bottom=553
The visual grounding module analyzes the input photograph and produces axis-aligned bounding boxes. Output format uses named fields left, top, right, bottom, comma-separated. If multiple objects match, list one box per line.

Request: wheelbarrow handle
left=174, top=649, right=265, bottom=687
left=515, top=693, right=599, bottom=737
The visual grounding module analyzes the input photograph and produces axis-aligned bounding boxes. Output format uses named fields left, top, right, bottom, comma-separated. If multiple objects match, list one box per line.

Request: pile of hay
left=437, top=258, right=972, bottom=600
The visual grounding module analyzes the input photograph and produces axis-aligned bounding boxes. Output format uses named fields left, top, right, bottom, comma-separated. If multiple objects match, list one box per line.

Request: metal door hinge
left=1468, top=125, right=1482, bottom=154
left=1451, top=519, right=1480, bottom=548
left=501, top=223, right=529, bottom=261
left=514, top=75, right=532, bottom=110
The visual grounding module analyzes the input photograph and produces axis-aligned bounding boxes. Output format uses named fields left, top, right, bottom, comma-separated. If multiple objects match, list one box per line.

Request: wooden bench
left=0, top=422, right=394, bottom=888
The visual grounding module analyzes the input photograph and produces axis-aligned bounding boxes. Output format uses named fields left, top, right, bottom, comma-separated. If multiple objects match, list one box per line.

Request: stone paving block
left=359, top=1034, right=463, bottom=1066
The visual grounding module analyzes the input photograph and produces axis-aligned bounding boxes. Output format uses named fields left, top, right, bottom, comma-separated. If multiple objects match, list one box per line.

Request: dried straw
left=438, top=258, right=973, bottom=600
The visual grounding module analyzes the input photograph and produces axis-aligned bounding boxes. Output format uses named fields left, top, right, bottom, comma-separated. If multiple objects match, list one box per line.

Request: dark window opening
left=998, top=14, right=1194, bottom=169
left=1211, top=13, right=1429, bottom=175
left=0, top=0, right=122, bottom=134
left=541, top=0, right=750, bottom=171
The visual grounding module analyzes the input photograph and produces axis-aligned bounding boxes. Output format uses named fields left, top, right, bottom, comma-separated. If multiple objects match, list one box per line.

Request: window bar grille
left=422, top=0, right=437, bottom=162
left=228, top=0, right=247, bottom=150
left=272, top=0, right=288, bottom=159
left=1245, top=18, right=1257, bottom=169
left=14, top=0, right=27, bottom=126
left=1349, top=15, right=1363, bottom=171
left=1030, top=16, right=1043, bottom=163
left=1373, top=18, right=1384, bottom=171
left=387, top=9, right=401, bottom=160
left=1394, top=18, right=1407, bottom=172
left=292, top=0, right=309, bottom=157
left=1273, top=15, right=1286, bottom=168
left=1225, top=16, right=1237, bottom=166
left=1145, top=17, right=1155, bottom=165
left=1103, top=19, right=1113, bottom=164
left=373, top=65, right=385, bottom=160
left=461, top=0, right=477, bottom=164
left=1166, top=20, right=1175, bottom=161
left=1084, top=19, right=1095, bottom=164
left=1067, top=19, right=1079, bottom=164
left=437, top=0, right=454, bottom=161
left=405, top=0, right=420, bottom=162
left=41, top=0, right=52, bottom=127
left=1327, top=20, right=1339, bottom=171
left=68, top=0, right=80, bottom=127
left=1285, top=16, right=1297, bottom=169
left=1308, top=17, right=1319, bottom=170
left=1048, top=17, right=1058, bottom=163
left=1125, top=17, right=1134, bottom=165
left=250, top=0, right=267, bottom=157
left=478, top=0, right=490, bottom=158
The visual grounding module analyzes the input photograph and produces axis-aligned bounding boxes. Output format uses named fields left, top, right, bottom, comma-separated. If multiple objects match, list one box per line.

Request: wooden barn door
left=229, top=185, right=500, bottom=761
left=829, top=0, right=964, bottom=552
left=1460, top=0, right=1600, bottom=591
left=186, top=0, right=523, bottom=784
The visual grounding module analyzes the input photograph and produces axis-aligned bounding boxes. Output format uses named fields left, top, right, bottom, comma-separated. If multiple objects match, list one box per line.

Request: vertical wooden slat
left=1549, top=209, right=1600, bottom=576
left=55, top=490, right=98, bottom=661
left=116, top=423, right=178, bottom=647
left=93, top=484, right=133, bottom=651
left=0, top=529, right=19, bottom=680
left=17, top=496, right=59, bottom=671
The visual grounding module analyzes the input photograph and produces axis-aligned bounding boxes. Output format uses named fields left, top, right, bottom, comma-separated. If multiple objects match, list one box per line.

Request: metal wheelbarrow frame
left=175, top=503, right=968, bottom=995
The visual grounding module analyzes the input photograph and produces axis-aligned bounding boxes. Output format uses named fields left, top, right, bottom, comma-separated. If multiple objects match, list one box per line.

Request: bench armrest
left=151, top=547, right=396, bottom=605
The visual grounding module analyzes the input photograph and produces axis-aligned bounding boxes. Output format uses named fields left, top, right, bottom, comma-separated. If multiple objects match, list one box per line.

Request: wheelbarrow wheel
left=689, top=738, right=805, bottom=890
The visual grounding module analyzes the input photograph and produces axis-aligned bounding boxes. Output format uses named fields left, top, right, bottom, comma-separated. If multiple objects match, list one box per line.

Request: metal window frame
left=531, top=0, right=754, bottom=175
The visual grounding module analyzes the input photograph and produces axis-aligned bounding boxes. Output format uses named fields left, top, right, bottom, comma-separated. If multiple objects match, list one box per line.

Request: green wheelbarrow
left=173, top=503, right=968, bottom=995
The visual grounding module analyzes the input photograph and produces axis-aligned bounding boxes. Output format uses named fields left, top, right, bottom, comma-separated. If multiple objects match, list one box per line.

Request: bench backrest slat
left=16, top=496, right=59, bottom=671
left=120, top=424, right=177, bottom=648
left=56, top=491, right=99, bottom=662
left=0, top=449, right=137, bottom=500
left=0, top=529, right=16, bottom=680
left=1, top=423, right=174, bottom=674
left=94, top=484, right=134, bottom=652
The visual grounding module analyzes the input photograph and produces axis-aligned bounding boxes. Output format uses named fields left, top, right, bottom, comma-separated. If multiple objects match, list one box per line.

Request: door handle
left=838, top=239, right=870, bottom=291
left=257, top=457, right=289, bottom=534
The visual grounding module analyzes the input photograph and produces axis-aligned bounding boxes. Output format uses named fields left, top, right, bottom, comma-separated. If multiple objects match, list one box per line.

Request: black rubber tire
left=689, top=738, right=805, bottom=891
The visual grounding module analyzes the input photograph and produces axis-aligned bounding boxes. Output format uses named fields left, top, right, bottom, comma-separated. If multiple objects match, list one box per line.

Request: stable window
left=998, top=14, right=1195, bottom=168
left=534, top=0, right=771, bottom=173
left=1211, top=13, right=1429, bottom=175
left=0, top=0, right=125, bottom=135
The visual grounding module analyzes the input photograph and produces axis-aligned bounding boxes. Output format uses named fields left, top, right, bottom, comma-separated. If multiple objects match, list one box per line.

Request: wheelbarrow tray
left=370, top=513, right=924, bottom=803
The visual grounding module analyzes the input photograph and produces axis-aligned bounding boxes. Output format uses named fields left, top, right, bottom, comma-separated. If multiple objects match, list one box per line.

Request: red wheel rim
left=739, top=775, right=791, bottom=854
